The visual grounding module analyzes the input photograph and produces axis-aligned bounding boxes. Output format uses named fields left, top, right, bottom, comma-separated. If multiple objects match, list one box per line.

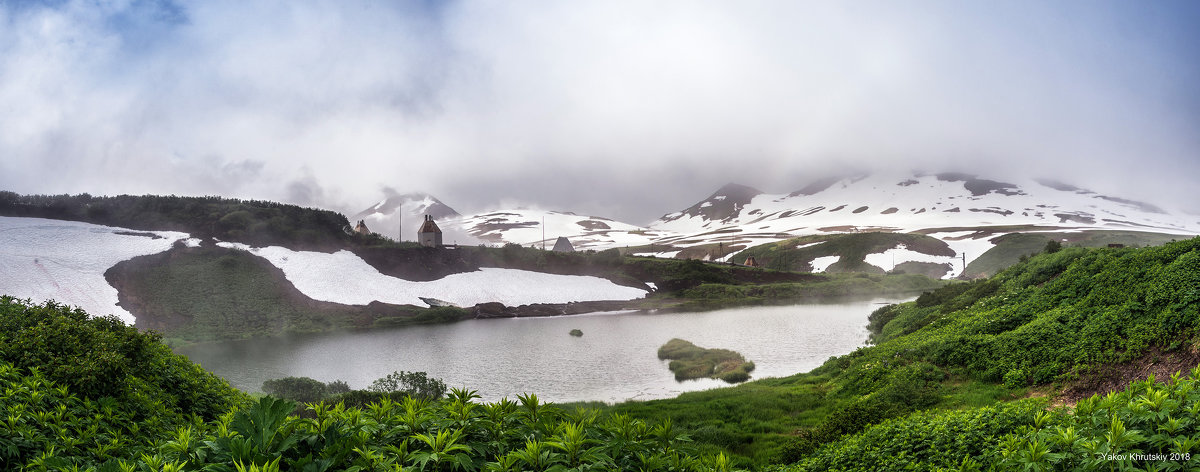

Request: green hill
left=2, top=235, right=1197, bottom=470
left=731, top=232, right=955, bottom=275
left=0, top=191, right=358, bottom=250
left=0, top=297, right=734, bottom=471
left=602, top=236, right=1200, bottom=467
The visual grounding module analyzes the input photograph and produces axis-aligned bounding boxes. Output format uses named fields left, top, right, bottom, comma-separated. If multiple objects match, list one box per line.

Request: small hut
left=743, top=255, right=760, bottom=267
left=354, top=220, right=371, bottom=235
left=417, top=215, right=443, bottom=247
left=552, top=236, right=575, bottom=252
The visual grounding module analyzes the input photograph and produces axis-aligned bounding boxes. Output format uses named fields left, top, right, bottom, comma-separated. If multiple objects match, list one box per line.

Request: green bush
left=785, top=399, right=1045, bottom=470
left=659, top=339, right=756, bottom=383
left=0, top=297, right=244, bottom=422
left=369, top=370, right=448, bottom=399
left=261, top=376, right=334, bottom=403
left=998, top=368, right=1200, bottom=471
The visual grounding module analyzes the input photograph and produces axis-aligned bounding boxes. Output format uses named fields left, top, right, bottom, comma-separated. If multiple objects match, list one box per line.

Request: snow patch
left=216, top=243, right=647, bottom=306
left=0, top=217, right=189, bottom=324
left=864, top=247, right=955, bottom=275
left=810, top=256, right=840, bottom=272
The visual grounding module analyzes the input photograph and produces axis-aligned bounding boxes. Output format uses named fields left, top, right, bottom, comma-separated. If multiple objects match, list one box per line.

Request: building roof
left=552, top=236, right=574, bottom=252
left=418, top=215, right=442, bottom=234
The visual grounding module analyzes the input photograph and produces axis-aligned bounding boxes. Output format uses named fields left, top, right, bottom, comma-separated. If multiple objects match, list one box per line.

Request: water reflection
left=176, top=298, right=902, bottom=403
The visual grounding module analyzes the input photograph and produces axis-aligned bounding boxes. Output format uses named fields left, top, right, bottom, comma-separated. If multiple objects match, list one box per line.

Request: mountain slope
left=637, top=172, right=1200, bottom=276
left=610, top=236, right=1200, bottom=465
left=452, top=209, right=668, bottom=249
left=349, top=192, right=460, bottom=241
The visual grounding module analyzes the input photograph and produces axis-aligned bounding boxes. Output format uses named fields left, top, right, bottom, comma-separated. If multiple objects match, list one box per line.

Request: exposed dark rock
left=661, top=183, right=764, bottom=222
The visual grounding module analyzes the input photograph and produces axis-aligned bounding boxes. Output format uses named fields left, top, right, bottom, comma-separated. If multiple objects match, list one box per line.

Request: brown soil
left=1058, top=345, right=1200, bottom=405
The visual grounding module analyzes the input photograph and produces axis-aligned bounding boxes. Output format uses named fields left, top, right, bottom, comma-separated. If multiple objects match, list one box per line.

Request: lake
left=176, top=298, right=901, bottom=403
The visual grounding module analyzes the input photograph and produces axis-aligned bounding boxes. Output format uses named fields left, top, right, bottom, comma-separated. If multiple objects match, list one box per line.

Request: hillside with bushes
left=0, top=296, right=736, bottom=471
left=0, top=191, right=356, bottom=250
left=1, top=236, right=1197, bottom=470
left=605, top=237, right=1200, bottom=468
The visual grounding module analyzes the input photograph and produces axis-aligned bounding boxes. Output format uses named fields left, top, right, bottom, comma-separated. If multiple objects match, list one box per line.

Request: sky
left=1, top=0, right=1198, bottom=224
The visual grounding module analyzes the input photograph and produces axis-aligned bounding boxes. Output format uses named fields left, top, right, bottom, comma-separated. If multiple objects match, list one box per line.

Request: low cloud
left=1, top=1, right=1197, bottom=223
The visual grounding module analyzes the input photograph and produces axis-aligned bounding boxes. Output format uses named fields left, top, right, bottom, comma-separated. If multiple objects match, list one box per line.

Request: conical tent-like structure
left=552, top=236, right=574, bottom=252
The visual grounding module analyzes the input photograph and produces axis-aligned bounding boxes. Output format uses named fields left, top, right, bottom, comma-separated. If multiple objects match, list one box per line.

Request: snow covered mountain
left=651, top=172, right=1199, bottom=237
left=350, top=192, right=461, bottom=241
left=429, top=172, right=1199, bottom=278
left=452, top=209, right=670, bottom=249
left=640, top=172, right=1200, bottom=275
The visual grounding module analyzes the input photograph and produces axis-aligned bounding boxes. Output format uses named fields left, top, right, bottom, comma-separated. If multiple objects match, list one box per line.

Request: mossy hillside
left=606, top=237, right=1200, bottom=465
left=0, top=191, right=355, bottom=250
left=0, top=297, right=247, bottom=468
left=732, top=232, right=955, bottom=273
left=963, top=229, right=1191, bottom=278
left=677, top=272, right=945, bottom=308
left=105, top=245, right=471, bottom=342
left=107, top=242, right=934, bottom=343
left=658, top=339, right=756, bottom=383
left=783, top=367, right=1200, bottom=471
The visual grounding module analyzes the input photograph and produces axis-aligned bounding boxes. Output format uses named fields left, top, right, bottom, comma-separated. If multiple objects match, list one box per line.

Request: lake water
left=176, top=298, right=900, bottom=403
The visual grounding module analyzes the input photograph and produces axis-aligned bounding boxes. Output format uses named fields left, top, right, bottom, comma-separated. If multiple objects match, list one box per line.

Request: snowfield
left=0, top=216, right=188, bottom=324
left=217, top=243, right=647, bottom=307
left=864, top=247, right=955, bottom=273
left=452, top=209, right=668, bottom=250
left=810, top=256, right=840, bottom=272
left=0, top=215, right=645, bottom=326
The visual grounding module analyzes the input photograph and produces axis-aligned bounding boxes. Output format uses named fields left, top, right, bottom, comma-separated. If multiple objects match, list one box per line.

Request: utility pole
left=542, top=216, right=546, bottom=250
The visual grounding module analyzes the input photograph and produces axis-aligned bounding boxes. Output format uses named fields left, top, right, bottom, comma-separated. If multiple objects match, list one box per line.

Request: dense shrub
left=261, top=376, right=339, bottom=403
left=0, top=297, right=244, bottom=422
left=0, top=297, right=247, bottom=469
left=369, top=370, right=449, bottom=399
left=781, top=400, right=1045, bottom=470
left=997, top=368, right=1200, bottom=471
left=0, top=192, right=353, bottom=250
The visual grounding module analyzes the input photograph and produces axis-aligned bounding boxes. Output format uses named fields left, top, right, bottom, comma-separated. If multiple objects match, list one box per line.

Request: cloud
left=1, top=0, right=1197, bottom=223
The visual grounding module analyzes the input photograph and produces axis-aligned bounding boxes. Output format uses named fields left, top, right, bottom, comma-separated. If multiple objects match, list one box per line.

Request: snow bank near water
left=218, top=243, right=647, bottom=307
left=0, top=217, right=188, bottom=324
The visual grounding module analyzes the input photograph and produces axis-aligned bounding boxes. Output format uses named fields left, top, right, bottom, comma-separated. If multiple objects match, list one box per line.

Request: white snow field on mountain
left=217, top=242, right=646, bottom=307
left=0, top=215, right=647, bottom=323
left=0, top=216, right=190, bottom=324
left=429, top=172, right=1200, bottom=278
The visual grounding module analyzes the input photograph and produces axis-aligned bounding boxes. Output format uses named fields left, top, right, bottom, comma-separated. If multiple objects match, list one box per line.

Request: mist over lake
left=177, top=298, right=900, bottom=403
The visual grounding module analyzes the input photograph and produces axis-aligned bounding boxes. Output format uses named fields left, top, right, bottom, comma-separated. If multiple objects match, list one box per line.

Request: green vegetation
left=677, top=272, right=944, bottom=308
left=781, top=367, right=1200, bottom=471
left=0, top=297, right=736, bottom=471
left=261, top=377, right=350, bottom=404
left=783, top=399, right=1047, bottom=471
left=0, top=296, right=247, bottom=468
left=369, top=370, right=449, bottom=399
left=112, top=241, right=939, bottom=342
left=658, top=339, right=756, bottom=383
left=107, top=245, right=471, bottom=342
left=570, top=328, right=584, bottom=337
left=732, top=232, right=955, bottom=274
left=3, top=233, right=1200, bottom=470
left=996, top=369, right=1200, bottom=471
left=0, top=191, right=356, bottom=250
left=603, top=237, right=1200, bottom=466
left=964, top=230, right=1190, bottom=278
